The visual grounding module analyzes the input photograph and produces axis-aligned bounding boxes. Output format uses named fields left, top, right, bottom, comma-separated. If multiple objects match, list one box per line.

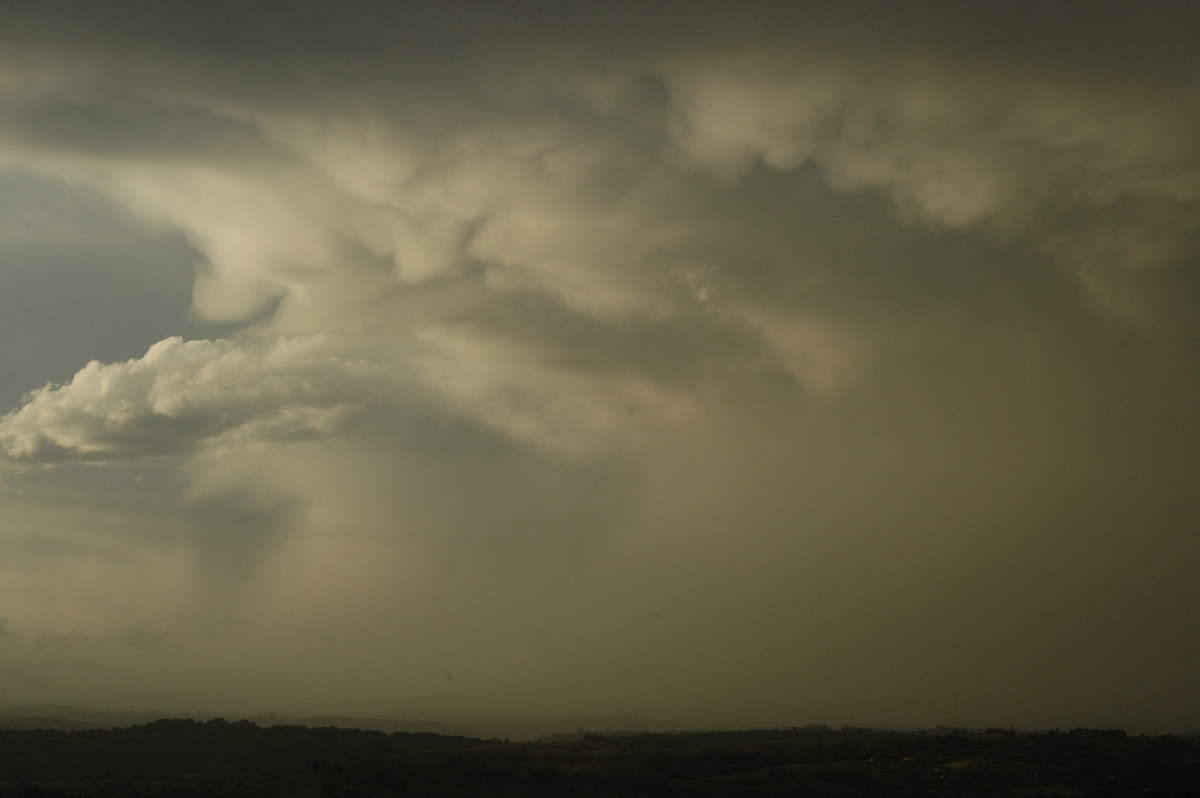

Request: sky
left=0, top=1, right=1198, bottom=733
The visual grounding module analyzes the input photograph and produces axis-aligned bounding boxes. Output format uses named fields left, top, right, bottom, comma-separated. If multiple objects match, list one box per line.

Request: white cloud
left=0, top=336, right=376, bottom=462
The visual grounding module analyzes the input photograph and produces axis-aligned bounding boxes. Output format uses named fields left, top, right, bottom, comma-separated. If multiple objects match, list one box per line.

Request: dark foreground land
left=1, top=719, right=1199, bottom=797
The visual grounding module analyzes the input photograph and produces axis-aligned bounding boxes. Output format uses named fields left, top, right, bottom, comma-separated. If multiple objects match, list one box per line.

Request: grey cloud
left=0, top=1, right=1197, bottom=731
left=660, top=49, right=1200, bottom=316
left=4, top=2, right=1194, bottom=337
left=179, top=491, right=300, bottom=596
left=3, top=3, right=1193, bottom=68
left=0, top=95, right=269, bottom=163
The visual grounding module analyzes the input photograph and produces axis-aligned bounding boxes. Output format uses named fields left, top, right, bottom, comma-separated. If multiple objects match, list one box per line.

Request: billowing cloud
left=662, top=48, right=1200, bottom=320
left=0, top=3, right=1198, bottom=731
left=0, top=336, right=377, bottom=462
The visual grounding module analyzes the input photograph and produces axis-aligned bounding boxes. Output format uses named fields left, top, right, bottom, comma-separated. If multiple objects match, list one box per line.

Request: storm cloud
left=0, top=2, right=1197, bottom=732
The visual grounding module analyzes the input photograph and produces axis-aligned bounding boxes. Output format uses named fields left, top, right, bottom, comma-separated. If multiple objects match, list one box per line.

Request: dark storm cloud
left=5, top=2, right=1194, bottom=64
left=0, top=1, right=1197, bottom=731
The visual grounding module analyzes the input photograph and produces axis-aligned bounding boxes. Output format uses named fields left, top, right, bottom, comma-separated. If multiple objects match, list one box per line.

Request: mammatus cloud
left=0, top=4, right=1198, bottom=730
left=6, top=51, right=1196, bottom=460
left=662, top=51, right=1200, bottom=318
left=2, top=17, right=1197, bottom=466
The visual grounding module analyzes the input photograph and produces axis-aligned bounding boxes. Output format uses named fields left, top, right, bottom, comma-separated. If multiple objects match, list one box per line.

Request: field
left=1, top=720, right=1198, bottom=796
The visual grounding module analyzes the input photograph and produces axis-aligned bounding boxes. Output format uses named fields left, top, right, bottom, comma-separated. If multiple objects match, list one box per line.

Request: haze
left=1, top=1, right=1198, bottom=733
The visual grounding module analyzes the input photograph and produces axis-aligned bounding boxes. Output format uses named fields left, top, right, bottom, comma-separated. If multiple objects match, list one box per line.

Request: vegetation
left=1, top=719, right=1198, bottom=797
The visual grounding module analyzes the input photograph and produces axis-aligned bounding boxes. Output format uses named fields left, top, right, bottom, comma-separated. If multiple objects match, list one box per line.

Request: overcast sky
left=0, top=1, right=1198, bottom=733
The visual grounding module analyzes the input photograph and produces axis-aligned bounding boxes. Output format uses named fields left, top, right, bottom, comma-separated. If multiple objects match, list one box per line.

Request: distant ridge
left=0, top=704, right=679, bottom=741
left=246, top=713, right=484, bottom=737
left=0, top=705, right=168, bottom=731
left=0, top=714, right=96, bottom=732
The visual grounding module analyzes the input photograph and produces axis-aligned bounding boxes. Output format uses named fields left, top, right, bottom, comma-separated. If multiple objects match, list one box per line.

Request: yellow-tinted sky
left=0, top=1, right=1197, bottom=732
